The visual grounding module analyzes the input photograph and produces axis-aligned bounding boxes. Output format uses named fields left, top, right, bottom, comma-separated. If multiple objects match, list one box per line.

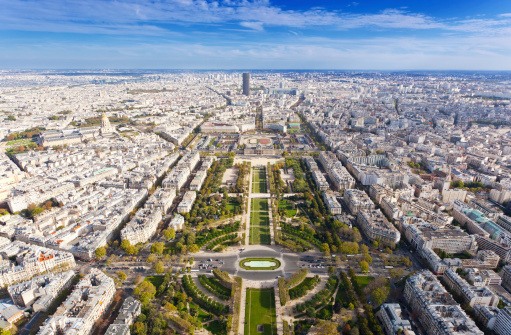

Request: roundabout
left=239, top=257, right=281, bottom=270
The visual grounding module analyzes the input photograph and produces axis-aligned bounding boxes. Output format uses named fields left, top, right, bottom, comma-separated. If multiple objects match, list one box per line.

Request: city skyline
left=1, top=0, right=511, bottom=70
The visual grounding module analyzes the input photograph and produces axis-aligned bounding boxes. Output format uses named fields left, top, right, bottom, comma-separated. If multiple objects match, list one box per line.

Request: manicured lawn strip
left=251, top=212, right=270, bottom=226
left=239, top=258, right=281, bottom=270
left=249, top=226, right=271, bottom=245
left=244, top=288, right=277, bottom=335
left=252, top=198, right=269, bottom=211
left=252, top=182, right=267, bottom=193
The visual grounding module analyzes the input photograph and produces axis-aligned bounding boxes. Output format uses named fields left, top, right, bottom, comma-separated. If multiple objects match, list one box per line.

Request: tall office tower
left=242, top=73, right=250, bottom=96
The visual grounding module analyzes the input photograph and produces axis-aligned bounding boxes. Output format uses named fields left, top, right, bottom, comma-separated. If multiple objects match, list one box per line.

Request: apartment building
left=357, top=209, right=400, bottom=244
left=0, top=241, right=75, bottom=287
left=8, top=270, right=75, bottom=312
left=475, top=235, right=511, bottom=263
left=443, top=269, right=499, bottom=307
left=121, top=208, right=162, bottom=245
left=37, top=269, right=115, bottom=335
left=493, top=307, right=511, bottom=335
left=177, top=191, right=197, bottom=213
left=105, top=297, right=142, bottom=335
left=404, top=270, right=483, bottom=335
left=144, top=187, right=176, bottom=213
left=168, top=214, right=185, bottom=231
left=323, top=191, right=342, bottom=214
left=501, top=265, right=511, bottom=293
left=344, top=189, right=375, bottom=215
left=376, top=303, right=415, bottom=335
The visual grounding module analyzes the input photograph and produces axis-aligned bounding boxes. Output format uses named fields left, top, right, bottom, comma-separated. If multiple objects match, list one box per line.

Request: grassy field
left=251, top=212, right=269, bottom=226
left=205, top=320, right=224, bottom=334
left=226, top=200, right=241, bottom=213
left=252, top=168, right=268, bottom=193
left=278, top=199, right=297, bottom=218
left=245, top=288, right=277, bottom=335
left=252, top=169, right=267, bottom=183
left=252, top=181, right=268, bottom=193
left=252, top=198, right=269, bottom=211
left=355, top=276, right=374, bottom=289
left=249, top=226, right=271, bottom=245
left=145, top=275, right=164, bottom=288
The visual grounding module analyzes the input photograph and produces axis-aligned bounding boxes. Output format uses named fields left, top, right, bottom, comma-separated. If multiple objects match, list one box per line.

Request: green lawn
left=249, top=227, right=271, bottom=245
left=6, top=138, right=36, bottom=146
left=145, top=275, right=164, bottom=288
left=252, top=181, right=268, bottom=193
left=205, top=320, right=225, bottom=334
left=355, top=276, right=374, bottom=289
left=252, top=168, right=268, bottom=193
left=226, top=201, right=241, bottom=213
left=251, top=212, right=269, bottom=226
left=245, top=288, right=277, bottom=335
left=278, top=199, right=297, bottom=218
left=252, top=169, right=267, bottom=183
left=252, top=198, right=269, bottom=211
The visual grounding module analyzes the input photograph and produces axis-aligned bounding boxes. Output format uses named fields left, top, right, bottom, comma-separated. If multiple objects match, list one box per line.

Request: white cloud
left=239, top=21, right=264, bottom=31
left=0, top=0, right=510, bottom=36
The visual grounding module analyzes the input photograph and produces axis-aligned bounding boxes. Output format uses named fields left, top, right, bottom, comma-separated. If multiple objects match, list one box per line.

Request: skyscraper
left=242, top=73, right=250, bottom=96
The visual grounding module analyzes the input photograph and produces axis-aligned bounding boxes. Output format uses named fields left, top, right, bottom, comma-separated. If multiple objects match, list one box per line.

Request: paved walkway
left=274, top=282, right=284, bottom=335
left=237, top=280, right=248, bottom=335
left=244, top=164, right=253, bottom=245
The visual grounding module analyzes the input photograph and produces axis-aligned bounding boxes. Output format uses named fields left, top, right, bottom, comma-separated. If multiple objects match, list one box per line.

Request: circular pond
left=239, top=258, right=281, bottom=270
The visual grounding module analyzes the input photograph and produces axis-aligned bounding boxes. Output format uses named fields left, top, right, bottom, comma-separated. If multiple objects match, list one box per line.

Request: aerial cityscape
left=2, top=1, right=511, bottom=335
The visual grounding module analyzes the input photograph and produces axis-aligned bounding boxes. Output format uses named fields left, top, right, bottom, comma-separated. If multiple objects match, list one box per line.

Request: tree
left=95, top=247, right=106, bottom=259
left=133, top=321, right=146, bottom=335
left=188, top=244, right=199, bottom=253
left=328, top=266, right=336, bottom=276
left=360, top=244, right=369, bottom=254
left=120, top=239, right=131, bottom=252
left=147, top=254, right=156, bottom=264
left=117, top=271, right=127, bottom=282
left=359, top=261, right=369, bottom=273
left=154, top=261, right=164, bottom=274
left=364, top=253, right=373, bottom=264
left=151, top=242, right=164, bottom=255
left=164, top=228, right=176, bottom=241
left=321, top=243, right=330, bottom=256
left=315, top=321, right=339, bottom=335
left=371, top=286, right=390, bottom=306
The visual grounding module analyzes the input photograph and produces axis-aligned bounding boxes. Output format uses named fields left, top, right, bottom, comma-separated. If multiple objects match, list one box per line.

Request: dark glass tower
left=242, top=73, right=250, bottom=96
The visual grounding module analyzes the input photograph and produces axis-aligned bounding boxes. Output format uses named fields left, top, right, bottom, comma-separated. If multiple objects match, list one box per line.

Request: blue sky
left=1, top=0, right=511, bottom=69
